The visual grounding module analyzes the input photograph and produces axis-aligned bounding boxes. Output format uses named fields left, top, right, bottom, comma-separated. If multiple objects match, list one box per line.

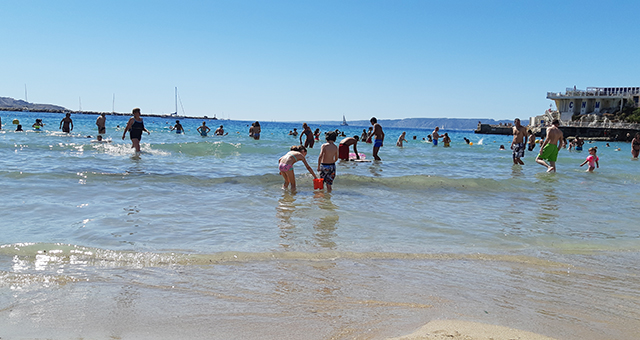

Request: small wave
left=0, top=243, right=571, bottom=269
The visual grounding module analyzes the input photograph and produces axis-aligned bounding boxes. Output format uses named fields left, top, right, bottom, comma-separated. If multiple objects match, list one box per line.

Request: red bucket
left=313, top=178, right=324, bottom=190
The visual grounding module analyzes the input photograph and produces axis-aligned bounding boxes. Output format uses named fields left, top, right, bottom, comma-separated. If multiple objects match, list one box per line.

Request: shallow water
left=1, top=111, right=639, bottom=339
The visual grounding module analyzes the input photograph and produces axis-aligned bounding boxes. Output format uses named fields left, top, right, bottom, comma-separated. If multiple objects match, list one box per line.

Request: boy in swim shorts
left=368, top=117, right=384, bottom=161
left=318, top=131, right=339, bottom=192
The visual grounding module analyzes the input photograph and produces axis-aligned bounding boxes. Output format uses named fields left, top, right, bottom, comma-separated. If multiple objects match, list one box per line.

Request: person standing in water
left=171, top=120, right=184, bottom=134
left=631, top=133, right=640, bottom=159
left=96, top=113, right=106, bottom=135
left=580, top=147, right=599, bottom=172
left=318, top=131, right=339, bottom=192
left=59, top=113, right=74, bottom=133
left=278, top=145, right=317, bottom=192
left=511, top=118, right=528, bottom=165
left=122, top=108, right=150, bottom=154
left=431, top=127, right=441, bottom=146
left=215, top=125, right=226, bottom=136
left=368, top=117, right=384, bottom=161
left=252, top=121, right=261, bottom=140
left=300, top=123, right=314, bottom=148
left=396, top=131, right=408, bottom=147
left=197, top=122, right=210, bottom=136
left=536, top=119, right=565, bottom=172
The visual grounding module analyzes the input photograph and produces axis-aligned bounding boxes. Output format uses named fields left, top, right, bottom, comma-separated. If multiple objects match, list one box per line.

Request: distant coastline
left=1, top=96, right=518, bottom=130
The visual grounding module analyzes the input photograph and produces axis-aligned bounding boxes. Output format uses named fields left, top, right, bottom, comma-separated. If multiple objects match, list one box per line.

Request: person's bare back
left=545, top=125, right=564, bottom=147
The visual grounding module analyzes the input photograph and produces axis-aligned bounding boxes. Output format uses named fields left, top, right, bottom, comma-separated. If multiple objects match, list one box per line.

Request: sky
left=2, top=0, right=639, bottom=122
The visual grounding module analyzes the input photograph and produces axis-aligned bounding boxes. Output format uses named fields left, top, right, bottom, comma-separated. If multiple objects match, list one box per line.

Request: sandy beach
left=389, top=320, right=556, bottom=340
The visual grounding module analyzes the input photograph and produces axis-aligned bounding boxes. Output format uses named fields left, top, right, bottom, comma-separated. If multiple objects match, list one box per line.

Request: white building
left=547, top=86, right=640, bottom=122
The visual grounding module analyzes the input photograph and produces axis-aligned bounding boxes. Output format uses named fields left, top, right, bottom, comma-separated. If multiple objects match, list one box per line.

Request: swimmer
left=396, top=131, right=408, bottom=147
left=91, top=135, right=111, bottom=143
left=32, top=119, right=44, bottom=130
left=214, top=125, right=227, bottom=136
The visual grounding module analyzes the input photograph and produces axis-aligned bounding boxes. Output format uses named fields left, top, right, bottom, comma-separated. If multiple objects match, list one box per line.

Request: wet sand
left=388, top=320, right=556, bottom=340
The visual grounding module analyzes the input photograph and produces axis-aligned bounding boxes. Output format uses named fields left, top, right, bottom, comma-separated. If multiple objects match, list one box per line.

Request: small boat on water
left=341, top=115, right=348, bottom=126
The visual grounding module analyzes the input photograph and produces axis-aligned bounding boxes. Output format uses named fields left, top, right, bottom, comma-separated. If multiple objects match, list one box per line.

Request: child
left=442, top=133, right=451, bottom=147
left=396, top=132, right=408, bottom=147
left=318, top=131, right=339, bottom=192
left=278, top=145, right=317, bottom=191
left=580, top=147, right=599, bottom=172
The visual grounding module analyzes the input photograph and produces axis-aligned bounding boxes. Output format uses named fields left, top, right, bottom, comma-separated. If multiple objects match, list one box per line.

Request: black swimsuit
left=130, top=119, right=144, bottom=140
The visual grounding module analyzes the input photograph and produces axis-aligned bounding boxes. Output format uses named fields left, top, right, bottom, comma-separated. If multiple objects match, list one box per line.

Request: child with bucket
left=278, top=145, right=317, bottom=192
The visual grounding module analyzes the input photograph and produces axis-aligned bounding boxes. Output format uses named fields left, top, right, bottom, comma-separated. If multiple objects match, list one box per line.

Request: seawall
left=474, top=123, right=640, bottom=141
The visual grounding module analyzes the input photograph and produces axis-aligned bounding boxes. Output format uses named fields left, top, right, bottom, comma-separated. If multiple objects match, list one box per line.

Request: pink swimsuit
left=587, top=155, right=599, bottom=167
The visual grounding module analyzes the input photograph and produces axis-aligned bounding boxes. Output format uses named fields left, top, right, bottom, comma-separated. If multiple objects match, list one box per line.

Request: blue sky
left=2, top=0, right=639, bottom=121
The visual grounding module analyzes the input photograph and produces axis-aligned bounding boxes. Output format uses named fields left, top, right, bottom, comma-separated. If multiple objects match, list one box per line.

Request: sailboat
left=172, top=87, right=178, bottom=115
left=341, top=115, right=348, bottom=126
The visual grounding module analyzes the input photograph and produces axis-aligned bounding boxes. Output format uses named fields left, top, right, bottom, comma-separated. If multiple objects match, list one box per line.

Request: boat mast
left=175, top=87, right=178, bottom=115
left=24, top=84, right=28, bottom=102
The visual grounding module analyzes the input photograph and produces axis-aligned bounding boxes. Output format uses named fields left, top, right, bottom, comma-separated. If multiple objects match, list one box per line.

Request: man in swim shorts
left=368, top=117, right=384, bottom=161
left=511, top=118, right=528, bottom=165
left=536, top=119, right=565, bottom=172
left=432, top=127, right=440, bottom=146
left=338, top=136, right=359, bottom=160
left=171, top=120, right=184, bottom=134
left=96, top=113, right=106, bottom=134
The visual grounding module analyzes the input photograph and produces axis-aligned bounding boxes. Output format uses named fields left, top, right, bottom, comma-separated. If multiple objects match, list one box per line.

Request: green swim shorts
left=539, top=143, right=559, bottom=162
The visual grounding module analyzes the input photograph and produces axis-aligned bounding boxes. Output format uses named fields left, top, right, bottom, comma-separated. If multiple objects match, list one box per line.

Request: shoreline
left=387, top=320, right=557, bottom=340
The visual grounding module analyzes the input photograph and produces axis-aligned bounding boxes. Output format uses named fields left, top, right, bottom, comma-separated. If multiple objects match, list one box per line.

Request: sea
left=0, top=111, right=638, bottom=340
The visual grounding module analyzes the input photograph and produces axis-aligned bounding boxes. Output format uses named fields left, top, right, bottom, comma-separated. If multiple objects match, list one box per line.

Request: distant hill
left=0, top=97, right=68, bottom=112
left=312, top=117, right=528, bottom=130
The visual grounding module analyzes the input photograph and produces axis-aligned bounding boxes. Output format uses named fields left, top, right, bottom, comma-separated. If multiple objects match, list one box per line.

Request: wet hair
left=254, top=121, right=260, bottom=126
left=353, top=135, right=360, bottom=141
left=325, top=131, right=337, bottom=142
left=290, top=145, right=307, bottom=153
left=176, top=120, right=180, bottom=123
left=370, top=117, right=377, bottom=123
